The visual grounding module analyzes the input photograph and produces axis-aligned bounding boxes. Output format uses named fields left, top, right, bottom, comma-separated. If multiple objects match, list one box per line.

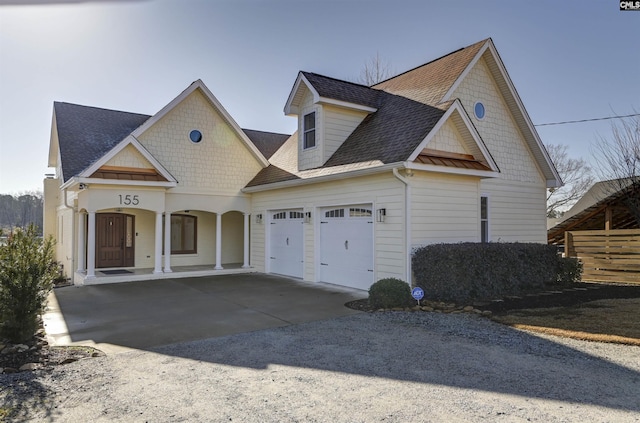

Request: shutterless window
left=163, top=214, right=197, bottom=254
left=303, top=112, right=316, bottom=149
left=481, top=196, right=489, bottom=243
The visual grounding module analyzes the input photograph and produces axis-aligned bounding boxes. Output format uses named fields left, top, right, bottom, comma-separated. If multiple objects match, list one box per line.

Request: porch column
left=86, top=211, right=96, bottom=280
left=163, top=212, right=172, bottom=273
left=215, top=213, right=223, bottom=270
left=154, top=212, right=163, bottom=274
left=76, top=212, right=86, bottom=273
left=242, top=213, right=250, bottom=268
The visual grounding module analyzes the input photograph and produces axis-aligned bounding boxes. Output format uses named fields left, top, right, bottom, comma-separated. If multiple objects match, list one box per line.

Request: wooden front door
left=96, top=213, right=135, bottom=268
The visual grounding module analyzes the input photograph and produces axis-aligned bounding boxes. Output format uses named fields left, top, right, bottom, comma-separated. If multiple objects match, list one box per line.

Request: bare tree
left=546, top=143, right=594, bottom=218
left=359, top=52, right=394, bottom=86
left=593, top=113, right=640, bottom=225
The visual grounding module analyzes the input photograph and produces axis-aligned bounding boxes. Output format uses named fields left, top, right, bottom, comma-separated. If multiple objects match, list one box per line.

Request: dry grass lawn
left=491, top=298, right=640, bottom=346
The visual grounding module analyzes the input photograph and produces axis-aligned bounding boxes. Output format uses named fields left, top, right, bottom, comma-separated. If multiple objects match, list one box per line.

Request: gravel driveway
left=2, top=312, right=639, bottom=422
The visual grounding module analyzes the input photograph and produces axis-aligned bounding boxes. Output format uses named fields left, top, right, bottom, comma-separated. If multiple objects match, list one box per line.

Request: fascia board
left=79, top=135, right=177, bottom=183
left=284, top=73, right=320, bottom=116
left=242, top=162, right=404, bottom=193
left=318, top=97, right=377, bottom=113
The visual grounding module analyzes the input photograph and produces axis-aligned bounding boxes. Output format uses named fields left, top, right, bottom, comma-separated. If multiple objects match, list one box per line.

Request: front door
left=96, top=213, right=135, bottom=268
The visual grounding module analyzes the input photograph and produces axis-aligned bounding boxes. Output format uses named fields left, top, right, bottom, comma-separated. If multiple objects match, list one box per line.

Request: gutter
left=61, top=187, right=76, bottom=281
left=242, top=162, right=404, bottom=193
left=392, top=168, right=412, bottom=286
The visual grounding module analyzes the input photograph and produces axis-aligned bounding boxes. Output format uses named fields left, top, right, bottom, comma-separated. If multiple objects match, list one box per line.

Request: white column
left=154, top=212, right=163, bottom=274
left=215, top=213, right=223, bottom=270
left=86, top=211, right=96, bottom=280
left=76, top=212, right=86, bottom=273
left=163, top=212, right=172, bottom=273
left=242, top=213, right=250, bottom=268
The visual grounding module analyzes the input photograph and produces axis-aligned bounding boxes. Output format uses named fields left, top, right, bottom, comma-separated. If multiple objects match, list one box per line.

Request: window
left=349, top=208, right=372, bottom=217
left=273, top=212, right=287, bottom=220
left=325, top=209, right=345, bottom=218
left=303, top=112, right=316, bottom=149
left=480, top=196, right=489, bottom=243
left=165, top=214, right=197, bottom=254
left=290, top=211, right=304, bottom=219
left=189, top=130, right=203, bottom=143
left=474, top=102, right=485, bottom=120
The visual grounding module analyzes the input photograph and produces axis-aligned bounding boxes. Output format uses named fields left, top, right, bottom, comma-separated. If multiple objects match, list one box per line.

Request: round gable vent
left=189, top=130, right=203, bottom=143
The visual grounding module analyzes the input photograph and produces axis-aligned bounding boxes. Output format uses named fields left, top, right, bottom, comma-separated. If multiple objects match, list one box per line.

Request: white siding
left=480, top=179, right=547, bottom=243
left=251, top=172, right=406, bottom=283
left=323, top=105, right=369, bottom=163
left=411, top=172, right=480, bottom=246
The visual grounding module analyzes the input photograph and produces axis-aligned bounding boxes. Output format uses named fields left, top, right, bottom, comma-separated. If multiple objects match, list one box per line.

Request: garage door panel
left=270, top=211, right=303, bottom=278
left=319, top=206, right=373, bottom=290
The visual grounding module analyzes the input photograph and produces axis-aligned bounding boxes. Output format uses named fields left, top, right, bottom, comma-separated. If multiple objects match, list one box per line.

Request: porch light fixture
left=255, top=213, right=263, bottom=224
left=376, top=208, right=386, bottom=223
left=304, top=211, right=312, bottom=224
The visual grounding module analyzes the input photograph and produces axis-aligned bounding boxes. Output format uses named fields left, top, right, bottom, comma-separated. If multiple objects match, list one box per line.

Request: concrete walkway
left=43, top=273, right=364, bottom=354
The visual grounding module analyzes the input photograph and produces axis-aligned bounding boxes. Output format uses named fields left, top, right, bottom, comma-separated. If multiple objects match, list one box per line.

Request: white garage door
left=320, top=205, right=374, bottom=290
left=269, top=210, right=304, bottom=278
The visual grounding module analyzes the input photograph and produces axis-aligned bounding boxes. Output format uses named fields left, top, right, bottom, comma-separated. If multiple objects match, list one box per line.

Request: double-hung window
left=480, top=196, right=489, bottom=243
left=303, top=112, right=316, bottom=149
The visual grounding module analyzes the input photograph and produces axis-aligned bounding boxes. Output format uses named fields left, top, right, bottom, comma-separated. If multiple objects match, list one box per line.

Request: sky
left=0, top=0, right=638, bottom=194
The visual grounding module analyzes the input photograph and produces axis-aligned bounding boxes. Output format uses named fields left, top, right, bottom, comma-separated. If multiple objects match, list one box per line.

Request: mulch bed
left=345, top=282, right=640, bottom=314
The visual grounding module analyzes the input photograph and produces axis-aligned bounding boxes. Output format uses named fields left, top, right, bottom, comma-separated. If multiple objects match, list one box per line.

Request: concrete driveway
left=43, top=273, right=364, bottom=354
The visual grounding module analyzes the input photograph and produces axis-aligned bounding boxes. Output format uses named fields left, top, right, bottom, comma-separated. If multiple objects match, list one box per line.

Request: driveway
left=44, top=273, right=364, bottom=354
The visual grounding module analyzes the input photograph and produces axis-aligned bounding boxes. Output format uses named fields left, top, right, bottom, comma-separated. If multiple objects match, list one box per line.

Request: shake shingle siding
left=54, top=102, right=150, bottom=181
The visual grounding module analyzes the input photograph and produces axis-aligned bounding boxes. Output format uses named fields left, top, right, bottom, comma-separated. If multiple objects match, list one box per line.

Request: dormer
left=284, top=72, right=378, bottom=171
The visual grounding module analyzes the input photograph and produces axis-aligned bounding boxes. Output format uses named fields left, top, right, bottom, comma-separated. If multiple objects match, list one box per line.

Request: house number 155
left=118, top=194, right=140, bottom=206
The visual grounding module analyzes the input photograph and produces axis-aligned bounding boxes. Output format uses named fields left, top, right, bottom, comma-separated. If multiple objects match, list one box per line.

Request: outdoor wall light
left=255, top=213, right=263, bottom=224
left=304, top=211, right=312, bottom=223
left=376, top=208, right=386, bottom=223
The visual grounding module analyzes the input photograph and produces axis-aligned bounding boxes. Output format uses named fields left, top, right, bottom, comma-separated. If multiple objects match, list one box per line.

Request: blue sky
left=0, top=0, right=638, bottom=194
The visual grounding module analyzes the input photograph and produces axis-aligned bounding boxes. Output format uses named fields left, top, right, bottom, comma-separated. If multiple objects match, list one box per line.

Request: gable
left=103, top=144, right=155, bottom=170
left=136, top=89, right=264, bottom=191
left=426, top=119, right=470, bottom=155
left=451, top=56, right=543, bottom=184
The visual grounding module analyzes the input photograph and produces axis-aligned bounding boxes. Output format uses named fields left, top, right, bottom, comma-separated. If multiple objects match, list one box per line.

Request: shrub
left=369, top=278, right=412, bottom=309
left=556, top=256, right=582, bottom=285
left=412, top=242, right=582, bottom=303
left=0, top=225, right=57, bottom=343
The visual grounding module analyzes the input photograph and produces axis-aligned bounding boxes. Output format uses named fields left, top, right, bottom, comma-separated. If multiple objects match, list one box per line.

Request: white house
left=44, top=38, right=561, bottom=290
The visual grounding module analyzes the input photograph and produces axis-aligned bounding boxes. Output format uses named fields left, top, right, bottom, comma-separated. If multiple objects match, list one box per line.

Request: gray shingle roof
left=54, top=102, right=151, bottom=182
left=301, top=72, right=380, bottom=108
left=242, top=129, right=290, bottom=159
left=246, top=165, right=299, bottom=187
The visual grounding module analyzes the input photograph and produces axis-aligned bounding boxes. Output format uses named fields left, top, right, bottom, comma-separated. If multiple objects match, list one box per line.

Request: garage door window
left=325, top=209, right=345, bottom=218
left=349, top=208, right=372, bottom=217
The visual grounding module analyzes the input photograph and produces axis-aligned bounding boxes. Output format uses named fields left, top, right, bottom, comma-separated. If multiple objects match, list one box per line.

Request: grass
left=491, top=298, right=640, bottom=346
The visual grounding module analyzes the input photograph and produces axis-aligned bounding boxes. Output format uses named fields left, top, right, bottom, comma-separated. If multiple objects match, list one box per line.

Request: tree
left=593, top=113, right=640, bottom=226
left=358, top=52, right=394, bottom=86
left=0, top=225, right=57, bottom=343
left=546, top=143, right=594, bottom=218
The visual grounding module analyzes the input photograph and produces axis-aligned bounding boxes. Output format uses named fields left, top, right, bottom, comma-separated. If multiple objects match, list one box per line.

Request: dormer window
left=303, top=112, right=316, bottom=149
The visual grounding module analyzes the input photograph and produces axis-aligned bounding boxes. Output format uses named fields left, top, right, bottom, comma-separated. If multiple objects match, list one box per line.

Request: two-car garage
left=268, top=204, right=374, bottom=290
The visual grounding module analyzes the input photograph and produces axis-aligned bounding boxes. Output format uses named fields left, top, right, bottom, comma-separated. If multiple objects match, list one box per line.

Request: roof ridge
left=372, top=38, right=489, bottom=88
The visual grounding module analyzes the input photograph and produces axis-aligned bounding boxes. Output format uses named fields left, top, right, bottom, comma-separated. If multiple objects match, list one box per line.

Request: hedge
left=412, top=242, right=582, bottom=303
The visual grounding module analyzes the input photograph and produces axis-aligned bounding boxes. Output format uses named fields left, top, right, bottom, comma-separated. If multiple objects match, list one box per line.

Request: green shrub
left=369, top=278, right=412, bottom=309
left=0, top=225, right=57, bottom=343
left=556, top=256, right=582, bottom=285
left=412, top=242, right=582, bottom=303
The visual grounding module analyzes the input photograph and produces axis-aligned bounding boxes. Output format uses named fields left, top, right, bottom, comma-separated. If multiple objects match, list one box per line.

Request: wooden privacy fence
left=565, top=229, right=640, bottom=284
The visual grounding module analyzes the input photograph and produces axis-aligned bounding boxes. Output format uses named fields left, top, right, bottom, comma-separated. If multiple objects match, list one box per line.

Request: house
left=44, top=38, right=561, bottom=290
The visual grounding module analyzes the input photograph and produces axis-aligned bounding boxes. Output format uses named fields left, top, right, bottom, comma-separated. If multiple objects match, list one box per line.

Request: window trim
left=303, top=111, right=316, bottom=149
left=164, top=214, right=197, bottom=255
left=480, top=195, right=489, bottom=243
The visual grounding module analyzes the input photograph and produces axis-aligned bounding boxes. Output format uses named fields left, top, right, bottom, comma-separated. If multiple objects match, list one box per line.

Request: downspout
left=61, top=188, right=76, bottom=282
left=392, top=168, right=412, bottom=286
